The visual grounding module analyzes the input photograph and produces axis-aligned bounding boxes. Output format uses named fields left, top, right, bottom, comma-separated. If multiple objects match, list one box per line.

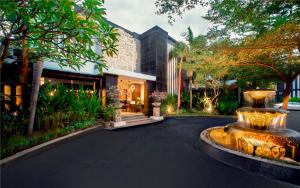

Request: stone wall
left=104, top=28, right=141, bottom=72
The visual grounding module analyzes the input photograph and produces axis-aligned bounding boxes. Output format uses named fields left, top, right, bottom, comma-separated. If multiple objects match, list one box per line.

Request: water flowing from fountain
left=201, top=90, right=300, bottom=165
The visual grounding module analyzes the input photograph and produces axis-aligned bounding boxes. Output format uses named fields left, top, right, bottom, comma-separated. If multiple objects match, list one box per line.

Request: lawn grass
left=1, top=119, right=97, bottom=159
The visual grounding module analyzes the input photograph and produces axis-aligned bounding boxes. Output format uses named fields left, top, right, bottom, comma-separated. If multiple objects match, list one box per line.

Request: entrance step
left=121, top=115, right=148, bottom=121
left=105, top=114, right=164, bottom=130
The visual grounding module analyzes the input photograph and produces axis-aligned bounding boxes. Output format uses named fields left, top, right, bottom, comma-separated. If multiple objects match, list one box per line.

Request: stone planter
left=151, top=102, right=164, bottom=121
left=114, top=108, right=122, bottom=122
left=152, top=102, right=161, bottom=116
left=104, top=121, right=111, bottom=128
left=112, top=105, right=126, bottom=128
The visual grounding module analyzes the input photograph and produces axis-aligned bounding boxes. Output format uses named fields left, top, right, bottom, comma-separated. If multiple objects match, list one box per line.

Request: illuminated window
left=16, top=85, right=22, bottom=106
left=4, top=85, right=11, bottom=109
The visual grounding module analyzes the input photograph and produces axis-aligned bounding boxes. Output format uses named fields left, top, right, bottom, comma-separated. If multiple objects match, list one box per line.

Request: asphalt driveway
left=1, top=113, right=300, bottom=188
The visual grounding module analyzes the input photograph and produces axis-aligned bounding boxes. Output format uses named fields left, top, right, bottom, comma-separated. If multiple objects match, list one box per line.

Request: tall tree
left=156, top=0, right=300, bottom=109
left=1, top=0, right=119, bottom=134
left=182, top=27, right=207, bottom=110
left=170, top=42, right=188, bottom=111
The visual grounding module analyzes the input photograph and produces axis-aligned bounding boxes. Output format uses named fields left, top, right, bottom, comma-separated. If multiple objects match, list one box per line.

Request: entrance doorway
left=118, top=76, right=145, bottom=113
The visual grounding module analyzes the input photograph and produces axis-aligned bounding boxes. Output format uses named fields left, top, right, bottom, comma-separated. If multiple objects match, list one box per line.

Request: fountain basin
left=200, top=90, right=300, bottom=185
left=200, top=127, right=300, bottom=185
left=237, top=108, right=288, bottom=130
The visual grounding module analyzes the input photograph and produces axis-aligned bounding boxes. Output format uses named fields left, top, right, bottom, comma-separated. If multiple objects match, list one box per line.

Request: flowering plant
left=150, top=90, right=167, bottom=102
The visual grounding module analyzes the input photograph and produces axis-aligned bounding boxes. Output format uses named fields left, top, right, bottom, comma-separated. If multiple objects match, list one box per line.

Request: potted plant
left=103, top=105, right=115, bottom=128
left=150, top=90, right=167, bottom=106
left=150, top=90, right=167, bottom=117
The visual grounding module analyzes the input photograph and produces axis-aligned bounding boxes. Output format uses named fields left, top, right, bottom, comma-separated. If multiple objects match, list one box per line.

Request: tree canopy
left=0, top=0, right=119, bottom=71
left=156, top=0, right=300, bottom=109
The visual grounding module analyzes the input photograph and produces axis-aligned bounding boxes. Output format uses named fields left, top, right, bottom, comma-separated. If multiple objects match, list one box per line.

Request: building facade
left=1, top=22, right=178, bottom=116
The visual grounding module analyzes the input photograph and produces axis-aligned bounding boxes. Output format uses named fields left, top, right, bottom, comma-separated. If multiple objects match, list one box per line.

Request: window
left=16, top=85, right=22, bottom=106
left=4, top=85, right=11, bottom=110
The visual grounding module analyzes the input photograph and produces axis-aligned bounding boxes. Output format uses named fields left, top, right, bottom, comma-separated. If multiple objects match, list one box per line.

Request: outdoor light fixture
left=167, top=106, right=173, bottom=114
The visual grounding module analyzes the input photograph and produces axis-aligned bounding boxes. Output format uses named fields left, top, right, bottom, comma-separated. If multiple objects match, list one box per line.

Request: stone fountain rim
left=237, top=107, right=288, bottom=114
left=200, top=126, right=300, bottom=169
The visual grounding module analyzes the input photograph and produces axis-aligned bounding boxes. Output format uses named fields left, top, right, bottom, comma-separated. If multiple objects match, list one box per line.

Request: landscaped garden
left=1, top=0, right=300, bottom=187
left=1, top=84, right=101, bottom=158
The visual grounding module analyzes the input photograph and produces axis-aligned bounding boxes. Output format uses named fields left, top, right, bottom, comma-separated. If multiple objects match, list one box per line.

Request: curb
left=0, top=125, right=101, bottom=166
left=166, top=115, right=236, bottom=118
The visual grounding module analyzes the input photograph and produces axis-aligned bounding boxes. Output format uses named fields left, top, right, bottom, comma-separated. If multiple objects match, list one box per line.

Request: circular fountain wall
left=200, top=90, right=300, bottom=185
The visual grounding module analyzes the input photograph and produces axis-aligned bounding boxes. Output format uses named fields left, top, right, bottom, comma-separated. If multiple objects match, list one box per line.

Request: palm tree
left=170, top=42, right=188, bottom=112
left=181, top=27, right=206, bottom=110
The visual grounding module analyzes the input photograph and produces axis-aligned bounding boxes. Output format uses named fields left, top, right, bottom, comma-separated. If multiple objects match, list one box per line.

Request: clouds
left=104, top=0, right=212, bottom=41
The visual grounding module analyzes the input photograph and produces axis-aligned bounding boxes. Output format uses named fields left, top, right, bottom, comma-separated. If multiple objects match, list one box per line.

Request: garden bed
left=1, top=119, right=97, bottom=159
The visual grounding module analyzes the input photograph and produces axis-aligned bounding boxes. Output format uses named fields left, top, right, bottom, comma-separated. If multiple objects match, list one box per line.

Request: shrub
left=192, top=92, right=204, bottom=111
left=180, top=91, right=190, bottom=109
left=290, top=97, right=300, bottom=102
left=218, top=95, right=239, bottom=115
left=1, top=109, right=27, bottom=137
left=36, top=83, right=101, bottom=131
left=161, top=94, right=177, bottom=114
left=102, top=105, right=115, bottom=122
left=1, top=119, right=96, bottom=159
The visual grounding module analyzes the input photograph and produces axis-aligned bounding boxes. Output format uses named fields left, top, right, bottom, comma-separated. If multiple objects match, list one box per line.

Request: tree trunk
left=189, top=78, right=193, bottom=110
left=282, top=80, right=292, bottom=110
left=28, top=59, right=43, bottom=135
left=177, top=58, right=182, bottom=112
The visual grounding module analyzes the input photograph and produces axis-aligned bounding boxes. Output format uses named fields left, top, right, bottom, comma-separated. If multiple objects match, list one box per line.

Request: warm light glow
left=4, top=85, right=11, bottom=110
left=203, top=90, right=299, bottom=165
left=49, top=89, right=56, bottom=97
left=16, top=86, right=22, bottom=106
left=208, top=126, right=297, bottom=162
left=237, top=110, right=287, bottom=129
left=40, top=77, right=45, bottom=85
left=167, top=106, right=173, bottom=114
left=203, top=97, right=213, bottom=113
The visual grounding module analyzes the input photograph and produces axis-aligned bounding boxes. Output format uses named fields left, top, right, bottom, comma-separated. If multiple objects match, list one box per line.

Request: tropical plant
left=155, top=0, right=300, bottom=110
left=102, top=105, right=115, bottom=122
left=170, top=42, right=189, bottom=110
left=1, top=0, right=119, bottom=135
left=36, top=83, right=101, bottom=131
left=161, top=94, right=177, bottom=114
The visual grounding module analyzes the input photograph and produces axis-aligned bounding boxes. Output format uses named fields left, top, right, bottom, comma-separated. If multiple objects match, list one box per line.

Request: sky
left=104, top=0, right=212, bottom=41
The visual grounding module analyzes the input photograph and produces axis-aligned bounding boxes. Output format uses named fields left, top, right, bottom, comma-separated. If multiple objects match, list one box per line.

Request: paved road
left=1, top=114, right=300, bottom=188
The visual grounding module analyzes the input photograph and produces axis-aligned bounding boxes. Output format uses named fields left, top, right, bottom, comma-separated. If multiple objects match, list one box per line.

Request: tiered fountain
left=200, top=90, right=300, bottom=184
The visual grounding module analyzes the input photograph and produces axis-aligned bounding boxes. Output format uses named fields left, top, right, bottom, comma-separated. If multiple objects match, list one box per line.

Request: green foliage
left=102, top=105, right=115, bottom=122
left=1, top=0, right=119, bottom=71
left=218, top=94, right=239, bottom=115
left=169, top=41, right=188, bottom=60
left=1, top=119, right=96, bottom=159
left=1, top=109, right=27, bottom=137
left=155, top=0, right=207, bottom=24
left=192, top=91, right=204, bottom=110
left=180, top=91, right=190, bottom=103
left=36, top=83, right=101, bottom=131
left=161, top=94, right=177, bottom=114
left=290, top=97, right=300, bottom=103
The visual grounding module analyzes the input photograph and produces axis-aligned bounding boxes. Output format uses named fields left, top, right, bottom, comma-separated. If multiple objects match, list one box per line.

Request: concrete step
left=124, top=117, right=151, bottom=123
left=121, top=115, right=148, bottom=121
left=105, top=118, right=163, bottom=130
left=125, top=119, right=157, bottom=127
